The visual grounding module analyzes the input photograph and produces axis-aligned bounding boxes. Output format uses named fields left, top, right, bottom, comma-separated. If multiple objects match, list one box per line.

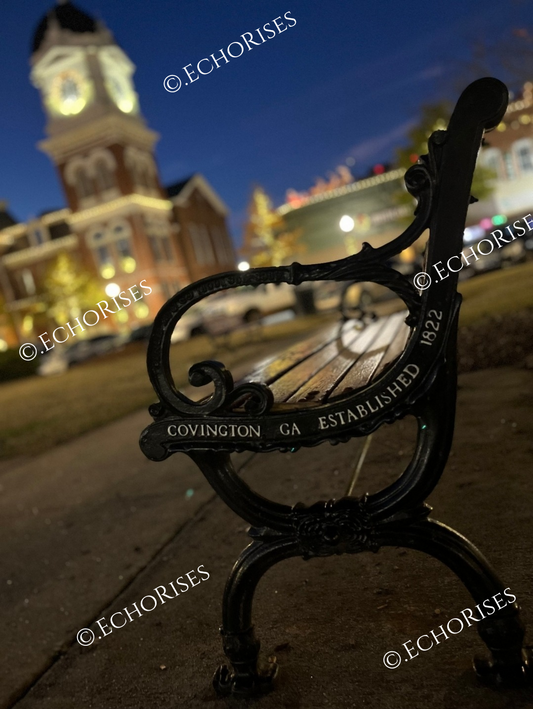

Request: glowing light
left=105, top=283, right=121, bottom=298
left=237, top=261, right=250, bottom=271
left=117, top=98, right=134, bottom=113
left=520, top=114, right=531, bottom=124
left=22, top=315, right=33, bottom=333
left=122, top=256, right=136, bottom=273
left=134, top=302, right=150, bottom=319
left=100, top=264, right=115, bottom=279
left=492, top=214, right=507, bottom=226
left=339, top=215, right=355, bottom=233
left=373, top=164, right=385, bottom=175
left=0, top=339, right=8, bottom=352
left=116, top=310, right=129, bottom=323
left=409, top=153, right=418, bottom=163
left=479, top=218, right=493, bottom=230
left=496, top=123, right=507, bottom=132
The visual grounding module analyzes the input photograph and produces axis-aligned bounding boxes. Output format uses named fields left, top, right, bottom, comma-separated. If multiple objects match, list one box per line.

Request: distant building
left=467, top=81, right=533, bottom=227
left=0, top=1, right=235, bottom=348
left=276, top=169, right=410, bottom=265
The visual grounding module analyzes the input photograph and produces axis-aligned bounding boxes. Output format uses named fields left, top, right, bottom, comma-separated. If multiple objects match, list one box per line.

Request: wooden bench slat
left=327, top=311, right=406, bottom=399
left=268, top=320, right=372, bottom=403
left=285, top=318, right=388, bottom=404
left=371, top=314, right=411, bottom=380
left=241, top=320, right=361, bottom=386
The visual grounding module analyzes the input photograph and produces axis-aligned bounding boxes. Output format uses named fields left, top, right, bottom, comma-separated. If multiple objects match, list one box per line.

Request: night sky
left=0, top=0, right=530, bottom=245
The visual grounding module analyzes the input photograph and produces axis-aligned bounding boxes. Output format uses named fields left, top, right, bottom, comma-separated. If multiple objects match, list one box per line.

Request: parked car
left=37, top=334, right=125, bottom=376
left=171, top=284, right=297, bottom=342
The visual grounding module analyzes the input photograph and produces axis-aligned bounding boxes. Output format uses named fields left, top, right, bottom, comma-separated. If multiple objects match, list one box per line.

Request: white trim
left=277, top=168, right=406, bottom=215
left=169, top=174, right=229, bottom=216
left=3, top=234, right=78, bottom=267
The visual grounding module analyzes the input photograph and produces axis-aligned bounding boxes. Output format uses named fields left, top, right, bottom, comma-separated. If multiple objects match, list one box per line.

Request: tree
left=42, top=252, right=104, bottom=326
left=242, top=186, right=305, bottom=268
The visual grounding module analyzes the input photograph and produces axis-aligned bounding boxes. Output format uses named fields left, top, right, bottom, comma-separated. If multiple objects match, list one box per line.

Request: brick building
left=0, top=1, right=235, bottom=348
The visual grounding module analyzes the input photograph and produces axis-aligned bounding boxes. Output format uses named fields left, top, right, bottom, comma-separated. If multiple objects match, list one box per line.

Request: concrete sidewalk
left=3, top=367, right=533, bottom=709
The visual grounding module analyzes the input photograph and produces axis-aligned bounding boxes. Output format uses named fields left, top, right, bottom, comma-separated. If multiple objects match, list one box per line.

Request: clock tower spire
left=28, top=1, right=190, bottom=321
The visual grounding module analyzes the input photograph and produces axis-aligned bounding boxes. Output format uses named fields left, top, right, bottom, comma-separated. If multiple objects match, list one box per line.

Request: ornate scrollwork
left=291, top=497, right=379, bottom=558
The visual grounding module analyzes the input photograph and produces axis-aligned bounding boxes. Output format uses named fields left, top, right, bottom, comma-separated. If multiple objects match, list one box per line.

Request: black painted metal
left=140, top=78, right=532, bottom=695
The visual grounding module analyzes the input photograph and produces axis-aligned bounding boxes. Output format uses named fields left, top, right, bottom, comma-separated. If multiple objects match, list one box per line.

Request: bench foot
left=378, top=519, right=532, bottom=685
left=474, top=648, right=533, bottom=687
left=213, top=627, right=278, bottom=697
left=214, top=538, right=299, bottom=696
left=474, top=607, right=533, bottom=686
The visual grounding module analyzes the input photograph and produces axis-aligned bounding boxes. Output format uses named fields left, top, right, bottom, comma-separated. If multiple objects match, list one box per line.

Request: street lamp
left=339, top=215, right=357, bottom=255
left=105, top=282, right=121, bottom=298
left=339, top=215, right=355, bottom=233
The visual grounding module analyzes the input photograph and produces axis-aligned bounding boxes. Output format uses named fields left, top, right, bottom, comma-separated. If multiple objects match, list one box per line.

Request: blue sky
left=0, top=0, right=531, bottom=246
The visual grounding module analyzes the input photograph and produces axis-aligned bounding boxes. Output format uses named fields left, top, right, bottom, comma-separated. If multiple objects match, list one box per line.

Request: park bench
left=140, top=78, right=532, bottom=696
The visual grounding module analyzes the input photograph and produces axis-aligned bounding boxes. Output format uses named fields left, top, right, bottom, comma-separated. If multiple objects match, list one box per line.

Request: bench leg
left=377, top=518, right=532, bottom=685
left=213, top=537, right=300, bottom=697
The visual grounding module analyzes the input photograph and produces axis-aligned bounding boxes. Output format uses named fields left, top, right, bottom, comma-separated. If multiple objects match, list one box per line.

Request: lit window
left=21, top=269, right=36, bottom=296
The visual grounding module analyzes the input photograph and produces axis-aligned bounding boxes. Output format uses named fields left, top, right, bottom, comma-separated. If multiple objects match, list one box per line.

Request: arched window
left=513, top=139, right=533, bottom=175
left=94, top=159, right=115, bottom=191
left=482, top=148, right=502, bottom=180
left=74, top=167, right=93, bottom=199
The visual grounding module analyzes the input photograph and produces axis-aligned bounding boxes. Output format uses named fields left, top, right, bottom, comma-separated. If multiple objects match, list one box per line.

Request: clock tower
left=29, top=0, right=189, bottom=322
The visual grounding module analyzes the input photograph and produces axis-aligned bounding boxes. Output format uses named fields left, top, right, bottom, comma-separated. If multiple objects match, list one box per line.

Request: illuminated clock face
left=106, top=74, right=136, bottom=113
left=49, top=69, right=89, bottom=116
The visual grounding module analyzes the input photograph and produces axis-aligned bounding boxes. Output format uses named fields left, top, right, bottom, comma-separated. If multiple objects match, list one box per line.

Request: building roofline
left=277, top=168, right=406, bottom=215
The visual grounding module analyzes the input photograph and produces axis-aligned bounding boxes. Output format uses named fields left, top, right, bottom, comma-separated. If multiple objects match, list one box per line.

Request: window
left=21, top=269, right=36, bottom=296
left=33, top=229, right=44, bottom=246
left=97, top=245, right=112, bottom=266
left=95, top=160, right=115, bottom=191
left=149, top=235, right=163, bottom=261
left=162, top=281, right=172, bottom=300
left=503, top=151, right=516, bottom=180
left=189, top=223, right=202, bottom=264
left=199, top=225, right=215, bottom=265
left=74, top=167, right=93, bottom=199
left=517, top=144, right=533, bottom=173
left=484, top=154, right=501, bottom=179
left=116, top=238, right=132, bottom=259
left=160, top=236, right=173, bottom=261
